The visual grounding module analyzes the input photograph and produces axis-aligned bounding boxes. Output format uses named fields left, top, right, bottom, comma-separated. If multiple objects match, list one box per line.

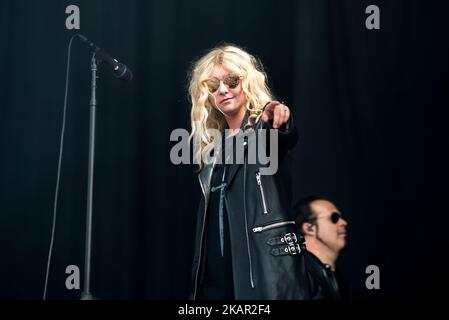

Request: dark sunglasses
left=308, top=211, right=342, bottom=225
left=204, top=74, right=242, bottom=93
left=330, top=212, right=342, bottom=224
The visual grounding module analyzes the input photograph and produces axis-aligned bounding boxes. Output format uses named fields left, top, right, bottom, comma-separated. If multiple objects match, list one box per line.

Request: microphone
left=76, top=34, right=133, bottom=81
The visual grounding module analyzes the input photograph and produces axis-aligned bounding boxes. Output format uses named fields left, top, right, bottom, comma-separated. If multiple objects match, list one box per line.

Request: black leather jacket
left=190, top=111, right=311, bottom=299
left=305, top=251, right=343, bottom=300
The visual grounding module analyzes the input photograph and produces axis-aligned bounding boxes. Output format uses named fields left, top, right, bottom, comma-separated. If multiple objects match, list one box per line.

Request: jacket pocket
left=255, top=171, right=270, bottom=214
left=252, top=220, right=296, bottom=233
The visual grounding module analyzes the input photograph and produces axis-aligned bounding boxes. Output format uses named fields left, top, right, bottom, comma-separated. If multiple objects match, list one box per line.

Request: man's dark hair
left=293, top=196, right=320, bottom=235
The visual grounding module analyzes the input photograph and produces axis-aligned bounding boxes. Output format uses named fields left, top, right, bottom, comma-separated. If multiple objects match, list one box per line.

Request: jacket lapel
left=198, top=156, right=217, bottom=204
left=197, top=109, right=256, bottom=198
left=224, top=130, right=250, bottom=188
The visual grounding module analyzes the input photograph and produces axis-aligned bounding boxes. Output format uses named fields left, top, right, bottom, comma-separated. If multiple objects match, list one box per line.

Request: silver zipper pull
left=256, top=172, right=261, bottom=185
left=252, top=227, right=263, bottom=232
left=255, top=172, right=268, bottom=214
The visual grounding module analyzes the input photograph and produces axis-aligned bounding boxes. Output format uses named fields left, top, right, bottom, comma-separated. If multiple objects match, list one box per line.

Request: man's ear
left=302, top=223, right=315, bottom=236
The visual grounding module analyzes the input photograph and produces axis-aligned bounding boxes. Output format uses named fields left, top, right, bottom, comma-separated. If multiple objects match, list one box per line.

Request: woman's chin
left=219, top=105, right=236, bottom=115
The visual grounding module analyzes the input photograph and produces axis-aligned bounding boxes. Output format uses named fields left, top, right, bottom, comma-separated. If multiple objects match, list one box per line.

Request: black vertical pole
left=81, top=54, right=98, bottom=300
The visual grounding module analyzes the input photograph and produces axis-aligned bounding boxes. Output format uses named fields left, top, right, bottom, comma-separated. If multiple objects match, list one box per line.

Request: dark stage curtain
left=0, top=0, right=447, bottom=299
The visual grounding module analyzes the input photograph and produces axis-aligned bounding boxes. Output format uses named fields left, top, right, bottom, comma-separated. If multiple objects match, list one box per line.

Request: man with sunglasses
left=294, top=196, right=350, bottom=300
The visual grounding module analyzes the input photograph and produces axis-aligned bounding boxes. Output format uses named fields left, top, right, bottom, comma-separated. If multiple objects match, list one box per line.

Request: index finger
left=263, top=100, right=281, bottom=112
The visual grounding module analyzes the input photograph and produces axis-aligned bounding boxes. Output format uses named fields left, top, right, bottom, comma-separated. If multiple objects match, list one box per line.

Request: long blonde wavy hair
left=188, top=44, right=273, bottom=169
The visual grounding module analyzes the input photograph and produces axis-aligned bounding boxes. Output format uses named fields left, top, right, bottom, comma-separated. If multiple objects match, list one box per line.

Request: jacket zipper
left=243, top=163, right=255, bottom=288
left=252, top=220, right=296, bottom=233
left=255, top=172, right=269, bottom=214
left=241, top=198, right=255, bottom=288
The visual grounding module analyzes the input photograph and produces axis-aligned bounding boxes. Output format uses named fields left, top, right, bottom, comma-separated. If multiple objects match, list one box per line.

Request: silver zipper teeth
left=255, top=172, right=268, bottom=214
left=243, top=201, right=255, bottom=288
left=243, top=165, right=255, bottom=289
left=252, top=220, right=296, bottom=233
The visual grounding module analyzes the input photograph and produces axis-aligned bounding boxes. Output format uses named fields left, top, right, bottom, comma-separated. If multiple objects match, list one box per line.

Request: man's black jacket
left=305, top=251, right=342, bottom=300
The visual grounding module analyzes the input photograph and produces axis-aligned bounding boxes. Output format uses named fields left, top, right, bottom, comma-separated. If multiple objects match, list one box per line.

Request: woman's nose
left=217, top=80, right=228, bottom=94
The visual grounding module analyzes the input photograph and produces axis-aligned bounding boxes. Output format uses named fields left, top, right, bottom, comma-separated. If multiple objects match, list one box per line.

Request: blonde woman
left=188, top=44, right=310, bottom=299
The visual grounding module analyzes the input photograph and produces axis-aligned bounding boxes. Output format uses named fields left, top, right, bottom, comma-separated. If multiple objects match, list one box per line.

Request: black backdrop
left=0, top=0, right=447, bottom=299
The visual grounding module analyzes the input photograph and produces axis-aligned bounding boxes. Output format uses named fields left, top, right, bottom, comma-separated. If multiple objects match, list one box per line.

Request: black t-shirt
left=197, top=162, right=234, bottom=300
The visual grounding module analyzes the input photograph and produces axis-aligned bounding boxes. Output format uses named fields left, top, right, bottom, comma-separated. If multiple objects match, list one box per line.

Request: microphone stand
left=81, top=53, right=98, bottom=300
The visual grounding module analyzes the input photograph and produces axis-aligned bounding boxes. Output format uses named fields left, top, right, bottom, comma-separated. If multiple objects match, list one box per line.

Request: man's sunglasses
left=330, top=212, right=342, bottom=224
left=204, top=74, right=243, bottom=93
left=311, top=212, right=342, bottom=224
